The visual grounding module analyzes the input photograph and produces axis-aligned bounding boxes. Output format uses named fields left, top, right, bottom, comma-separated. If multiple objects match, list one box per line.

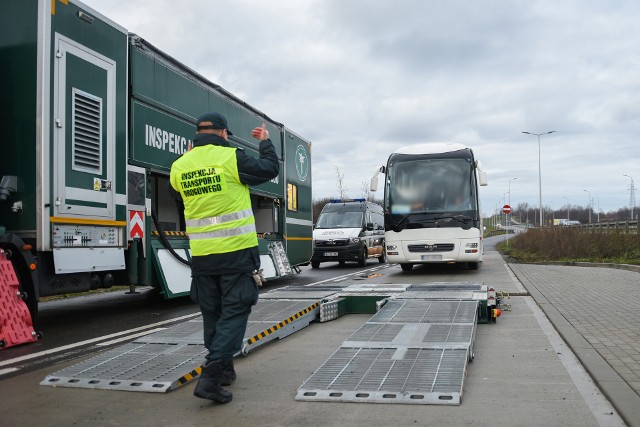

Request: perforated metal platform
left=41, top=339, right=207, bottom=392
left=42, top=282, right=489, bottom=400
left=242, top=299, right=320, bottom=354
left=296, top=297, right=479, bottom=405
left=41, top=298, right=321, bottom=392
left=296, top=347, right=469, bottom=404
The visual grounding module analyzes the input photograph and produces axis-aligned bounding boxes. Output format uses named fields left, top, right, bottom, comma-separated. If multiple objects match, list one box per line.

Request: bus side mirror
left=366, top=222, right=374, bottom=231
left=478, top=171, right=488, bottom=186
left=370, top=165, right=385, bottom=192
left=370, top=176, right=378, bottom=192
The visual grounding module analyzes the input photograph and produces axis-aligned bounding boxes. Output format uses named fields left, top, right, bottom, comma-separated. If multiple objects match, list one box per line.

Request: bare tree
left=335, top=166, right=348, bottom=200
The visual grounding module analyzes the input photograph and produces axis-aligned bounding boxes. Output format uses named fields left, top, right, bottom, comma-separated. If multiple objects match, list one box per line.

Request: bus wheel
left=378, top=251, right=386, bottom=263
left=358, top=247, right=367, bottom=267
left=400, top=263, right=413, bottom=272
left=311, top=261, right=320, bottom=269
left=468, top=262, right=479, bottom=270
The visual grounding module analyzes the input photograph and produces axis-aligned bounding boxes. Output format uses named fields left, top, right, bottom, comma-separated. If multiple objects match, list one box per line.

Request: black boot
left=193, top=360, right=233, bottom=403
left=220, top=359, right=236, bottom=386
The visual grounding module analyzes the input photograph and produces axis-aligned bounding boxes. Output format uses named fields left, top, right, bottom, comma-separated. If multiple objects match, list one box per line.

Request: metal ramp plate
left=370, top=300, right=478, bottom=324
left=42, top=298, right=321, bottom=392
left=296, top=347, right=469, bottom=405
left=398, top=282, right=487, bottom=301
left=341, top=283, right=412, bottom=293
left=243, top=299, right=320, bottom=354
left=260, top=285, right=344, bottom=300
left=40, top=341, right=207, bottom=392
left=297, top=298, right=478, bottom=405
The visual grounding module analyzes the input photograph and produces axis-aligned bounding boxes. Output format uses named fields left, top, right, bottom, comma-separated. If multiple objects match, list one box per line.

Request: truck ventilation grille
left=72, top=89, right=102, bottom=173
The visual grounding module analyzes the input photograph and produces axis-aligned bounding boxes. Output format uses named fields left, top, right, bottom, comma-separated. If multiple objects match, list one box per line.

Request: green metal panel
left=130, top=101, right=194, bottom=172
left=51, top=1, right=128, bottom=219
left=0, top=1, right=39, bottom=233
left=129, top=37, right=283, bottom=160
left=284, top=130, right=313, bottom=265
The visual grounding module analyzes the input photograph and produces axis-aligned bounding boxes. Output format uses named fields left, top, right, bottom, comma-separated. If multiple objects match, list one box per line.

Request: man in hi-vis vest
left=170, top=112, right=278, bottom=403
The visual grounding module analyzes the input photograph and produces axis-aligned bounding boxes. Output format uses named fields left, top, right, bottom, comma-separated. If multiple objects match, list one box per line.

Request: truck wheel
left=311, top=261, right=320, bottom=269
left=358, top=247, right=367, bottom=267
left=400, top=263, right=413, bottom=272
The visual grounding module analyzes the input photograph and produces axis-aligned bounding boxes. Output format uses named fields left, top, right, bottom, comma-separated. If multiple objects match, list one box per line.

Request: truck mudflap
left=0, top=249, right=39, bottom=349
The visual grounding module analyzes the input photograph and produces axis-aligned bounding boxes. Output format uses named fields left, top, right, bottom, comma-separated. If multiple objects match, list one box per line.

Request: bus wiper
left=434, top=215, right=473, bottom=230
left=391, top=214, right=416, bottom=232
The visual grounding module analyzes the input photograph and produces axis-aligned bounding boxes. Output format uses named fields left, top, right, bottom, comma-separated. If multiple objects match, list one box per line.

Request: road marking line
left=96, top=328, right=167, bottom=346
left=304, top=264, right=394, bottom=287
left=0, top=367, right=19, bottom=376
left=0, top=312, right=201, bottom=368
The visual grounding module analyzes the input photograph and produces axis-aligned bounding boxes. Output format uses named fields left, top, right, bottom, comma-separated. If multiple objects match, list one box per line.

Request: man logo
left=295, top=145, right=308, bottom=182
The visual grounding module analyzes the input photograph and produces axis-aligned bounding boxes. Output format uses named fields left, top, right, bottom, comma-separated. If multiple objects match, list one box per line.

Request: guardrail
left=576, top=220, right=639, bottom=234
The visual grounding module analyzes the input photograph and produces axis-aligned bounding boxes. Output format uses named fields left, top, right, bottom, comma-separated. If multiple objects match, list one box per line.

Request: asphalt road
left=0, top=255, right=389, bottom=377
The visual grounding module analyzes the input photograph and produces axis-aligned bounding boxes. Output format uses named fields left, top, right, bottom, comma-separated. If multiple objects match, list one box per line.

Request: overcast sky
left=83, top=0, right=640, bottom=216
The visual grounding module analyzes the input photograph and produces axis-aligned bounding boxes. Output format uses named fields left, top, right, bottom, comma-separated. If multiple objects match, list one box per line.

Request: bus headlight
left=465, top=242, right=478, bottom=253
left=386, top=244, right=399, bottom=255
left=348, top=237, right=361, bottom=244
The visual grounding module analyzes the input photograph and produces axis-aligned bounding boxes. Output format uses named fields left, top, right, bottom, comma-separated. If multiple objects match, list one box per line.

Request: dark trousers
left=191, top=272, right=259, bottom=361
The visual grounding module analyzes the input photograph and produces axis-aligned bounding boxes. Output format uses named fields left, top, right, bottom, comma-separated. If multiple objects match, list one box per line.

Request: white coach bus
left=371, top=143, right=488, bottom=271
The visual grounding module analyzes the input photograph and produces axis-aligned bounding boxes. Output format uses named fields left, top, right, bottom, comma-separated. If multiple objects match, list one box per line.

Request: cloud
left=83, top=0, right=640, bottom=213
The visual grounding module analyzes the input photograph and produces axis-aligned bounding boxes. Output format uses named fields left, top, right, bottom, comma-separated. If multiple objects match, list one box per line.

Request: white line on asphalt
left=525, top=297, right=625, bottom=427
left=0, top=367, right=19, bottom=376
left=96, top=328, right=167, bottom=347
left=0, top=312, right=201, bottom=368
left=304, top=264, right=395, bottom=287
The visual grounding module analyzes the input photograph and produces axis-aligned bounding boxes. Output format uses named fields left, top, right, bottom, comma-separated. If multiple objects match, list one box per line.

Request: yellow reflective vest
left=169, top=144, right=257, bottom=256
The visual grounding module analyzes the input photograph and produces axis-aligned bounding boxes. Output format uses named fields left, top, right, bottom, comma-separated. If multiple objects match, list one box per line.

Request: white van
left=311, top=199, right=385, bottom=268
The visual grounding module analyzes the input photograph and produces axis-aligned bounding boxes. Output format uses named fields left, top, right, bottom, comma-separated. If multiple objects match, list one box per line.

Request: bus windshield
left=315, top=207, right=364, bottom=229
left=386, top=157, right=476, bottom=215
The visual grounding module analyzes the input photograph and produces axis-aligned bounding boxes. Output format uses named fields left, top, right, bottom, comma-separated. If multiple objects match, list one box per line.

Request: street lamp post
left=522, top=131, right=556, bottom=226
left=623, top=174, right=635, bottom=220
left=562, top=196, right=569, bottom=221
left=583, top=189, right=591, bottom=224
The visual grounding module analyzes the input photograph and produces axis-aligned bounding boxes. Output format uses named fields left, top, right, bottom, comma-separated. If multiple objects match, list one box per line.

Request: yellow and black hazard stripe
left=151, top=230, right=188, bottom=237
left=176, top=366, right=203, bottom=388
left=245, top=302, right=320, bottom=346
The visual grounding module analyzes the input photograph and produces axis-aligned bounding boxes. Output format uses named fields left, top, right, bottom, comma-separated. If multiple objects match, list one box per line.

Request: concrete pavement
left=510, top=263, right=640, bottom=427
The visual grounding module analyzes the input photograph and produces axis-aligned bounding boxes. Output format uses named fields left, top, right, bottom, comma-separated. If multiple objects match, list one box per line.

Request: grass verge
left=497, top=227, right=640, bottom=265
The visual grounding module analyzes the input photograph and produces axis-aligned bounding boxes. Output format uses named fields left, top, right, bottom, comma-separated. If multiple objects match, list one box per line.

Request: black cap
left=196, top=112, right=233, bottom=135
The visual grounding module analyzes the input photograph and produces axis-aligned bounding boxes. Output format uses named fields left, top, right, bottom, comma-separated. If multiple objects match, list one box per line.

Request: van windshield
left=315, top=208, right=364, bottom=229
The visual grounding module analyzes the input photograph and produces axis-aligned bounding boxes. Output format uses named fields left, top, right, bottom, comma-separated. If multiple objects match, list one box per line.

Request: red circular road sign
left=502, top=204, right=512, bottom=214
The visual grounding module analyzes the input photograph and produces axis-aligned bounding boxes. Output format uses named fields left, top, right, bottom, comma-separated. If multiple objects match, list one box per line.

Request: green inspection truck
left=0, top=0, right=313, bottom=331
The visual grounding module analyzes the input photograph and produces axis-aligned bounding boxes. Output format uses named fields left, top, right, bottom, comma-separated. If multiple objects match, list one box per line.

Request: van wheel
left=358, top=247, right=367, bottom=267
left=400, top=263, right=413, bottom=272
left=311, top=261, right=320, bottom=269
